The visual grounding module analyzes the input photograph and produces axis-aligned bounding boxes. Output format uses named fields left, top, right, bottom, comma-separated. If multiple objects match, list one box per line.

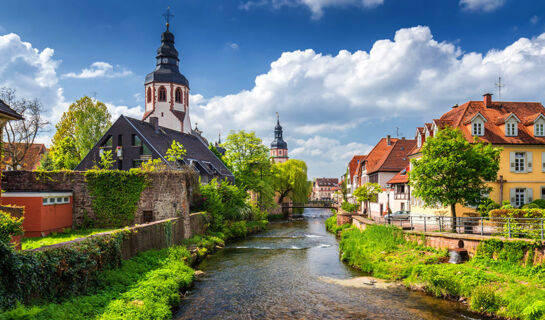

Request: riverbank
left=0, top=220, right=267, bottom=320
left=337, top=224, right=545, bottom=320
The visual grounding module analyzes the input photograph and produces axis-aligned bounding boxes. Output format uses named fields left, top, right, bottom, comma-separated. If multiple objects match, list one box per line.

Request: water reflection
left=176, top=208, right=485, bottom=320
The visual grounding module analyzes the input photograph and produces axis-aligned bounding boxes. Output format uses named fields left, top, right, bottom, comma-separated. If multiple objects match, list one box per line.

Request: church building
left=75, top=17, right=234, bottom=183
left=270, top=113, right=288, bottom=163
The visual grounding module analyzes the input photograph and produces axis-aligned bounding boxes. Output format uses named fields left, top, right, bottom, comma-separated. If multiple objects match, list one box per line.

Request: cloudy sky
left=1, top=0, right=545, bottom=178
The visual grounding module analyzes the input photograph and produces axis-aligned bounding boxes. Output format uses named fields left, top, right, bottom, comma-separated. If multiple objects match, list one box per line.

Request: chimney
left=452, top=104, right=459, bottom=109
left=387, top=135, right=391, bottom=145
left=483, top=93, right=493, bottom=108
left=150, top=117, right=159, bottom=133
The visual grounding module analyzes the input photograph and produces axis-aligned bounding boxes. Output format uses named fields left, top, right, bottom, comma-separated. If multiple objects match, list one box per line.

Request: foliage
left=0, top=211, right=23, bottom=244
left=353, top=182, right=382, bottom=214
left=36, top=151, right=55, bottom=171
left=325, top=215, right=350, bottom=235
left=98, top=149, right=115, bottom=170
left=0, top=230, right=129, bottom=311
left=222, top=130, right=275, bottom=208
left=85, top=170, right=148, bottom=227
left=50, top=96, right=111, bottom=169
left=341, top=201, right=359, bottom=213
left=165, top=140, right=186, bottom=162
left=208, top=144, right=227, bottom=166
left=21, top=228, right=115, bottom=250
left=487, top=208, right=545, bottom=239
left=49, top=136, right=80, bottom=170
left=271, top=159, right=311, bottom=204
left=477, top=198, right=500, bottom=217
left=410, top=126, right=501, bottom=231
left=0, top=87, right=49, bottom=171
left=531, top=199, right=545, bottom=209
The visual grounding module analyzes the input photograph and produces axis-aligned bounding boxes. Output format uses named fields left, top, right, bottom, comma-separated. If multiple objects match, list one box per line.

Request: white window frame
left=536, top=122, right=545, bottom=137
left=472, top=122, right=483, bottom=136
left=43, top=196, right=70, bottom=206
left=514, top=152, right=526, bottom=173
left=506, top=121, right=517, bottom=136
left=515, top=188, right=526, bottom=208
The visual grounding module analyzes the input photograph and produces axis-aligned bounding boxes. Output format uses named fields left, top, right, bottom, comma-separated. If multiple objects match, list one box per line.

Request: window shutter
left=542, top=186, right=545, bottom=200
left=527, top=152, right=533, bottom=172
left=510, top=188, right=516, bottom=205
left=510, top=152, right=515, bottom=172
left=527, top=188, right=534, bottom=203
left=542, top=152, right=545, bottom=172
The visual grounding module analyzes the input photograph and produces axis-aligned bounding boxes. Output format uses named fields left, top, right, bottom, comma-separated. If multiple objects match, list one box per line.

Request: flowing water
left=175, top=208, right=486, bottom=320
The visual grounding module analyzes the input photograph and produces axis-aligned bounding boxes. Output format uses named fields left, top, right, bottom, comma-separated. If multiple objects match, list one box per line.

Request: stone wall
left=29, top=213, right=210, bottom=260
left=2, top=170, right=199, bottom=233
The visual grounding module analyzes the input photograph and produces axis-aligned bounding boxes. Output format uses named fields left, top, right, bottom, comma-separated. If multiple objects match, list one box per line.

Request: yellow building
left=409, top=93, right=545, bottom=216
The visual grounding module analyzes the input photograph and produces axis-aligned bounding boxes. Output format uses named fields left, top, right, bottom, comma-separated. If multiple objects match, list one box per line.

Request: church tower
left=143, top=10, right=191, bottom=133
left=270, top=113, right=288, bottom=163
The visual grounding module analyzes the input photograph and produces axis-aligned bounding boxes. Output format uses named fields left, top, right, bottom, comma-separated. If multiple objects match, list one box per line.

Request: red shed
left=2, top=192, right=73, bottom=237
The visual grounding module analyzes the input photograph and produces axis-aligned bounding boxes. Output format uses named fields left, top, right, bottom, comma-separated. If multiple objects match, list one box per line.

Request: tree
left=0, top=87, right=49, bottom=170
left=223, top=130, right=275, bottom=209
left=51, top=96, right=111, bottom=168
left=409, top=126, right=501, bottom=232
left=353, top=182, right=382, bottom=216
left=98, top=149, right=115, bottom=170
left=50, top=136, right=80, bottom=170
left=272, top=159, right=311, bottom=204
left=165, top=140, right=186, bottom=162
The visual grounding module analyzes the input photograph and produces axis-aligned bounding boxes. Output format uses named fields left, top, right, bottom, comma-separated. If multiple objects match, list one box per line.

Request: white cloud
left=62, top=61, right=132, bottom=79
left=459, top=0, right=505, bottom=12
left=192, top=26, right=545, bottom=178
left=105, top=103, right=143, bottom=121
left=239, top=0, right=383, bottom=19
left=226, top=42, right=240, bottom=50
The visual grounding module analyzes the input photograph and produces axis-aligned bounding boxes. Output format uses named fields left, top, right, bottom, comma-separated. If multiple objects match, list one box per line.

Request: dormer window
left=417, top=134, right=422, bottom=148
left=536, top=122, right=545, bottom=137
left=158, top=86, right=167, bottom=102
left=472, top=122, right=483, bottom=136
left=506, top=122, right=517, bottom=136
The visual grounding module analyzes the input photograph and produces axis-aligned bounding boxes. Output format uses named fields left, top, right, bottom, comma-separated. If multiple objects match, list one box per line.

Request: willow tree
left=409, top=126, right=501, bottom=232
left=272, top=159, right=311, bottom=204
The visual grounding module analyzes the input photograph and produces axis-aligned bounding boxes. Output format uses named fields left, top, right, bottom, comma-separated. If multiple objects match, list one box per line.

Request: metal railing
left=375, top=215, right=545, bottom=240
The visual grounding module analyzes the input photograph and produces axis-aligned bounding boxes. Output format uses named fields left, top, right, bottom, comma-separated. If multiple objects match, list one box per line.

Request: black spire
left=145, top=8, right=189, bottom=87
left=271, top=112, right=287, bottom=150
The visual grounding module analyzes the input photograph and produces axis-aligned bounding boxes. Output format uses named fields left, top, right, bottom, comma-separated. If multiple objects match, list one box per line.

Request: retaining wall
left=30, top=212, right=210, bottom=260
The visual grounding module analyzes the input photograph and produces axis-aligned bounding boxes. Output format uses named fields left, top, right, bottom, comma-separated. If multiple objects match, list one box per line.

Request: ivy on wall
left=85, top=170, right=148, bottom=227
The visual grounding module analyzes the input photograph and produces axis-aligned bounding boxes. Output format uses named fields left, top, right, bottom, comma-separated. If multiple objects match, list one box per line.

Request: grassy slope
left=22, top=228, right=116, bottom=250
left=339, top=225, right=545, bottom=320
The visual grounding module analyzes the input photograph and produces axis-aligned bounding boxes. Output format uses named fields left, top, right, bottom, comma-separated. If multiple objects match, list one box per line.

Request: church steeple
left=143, top=7, right=192, bottom=134
left=270, top=112, right=288, bottom=163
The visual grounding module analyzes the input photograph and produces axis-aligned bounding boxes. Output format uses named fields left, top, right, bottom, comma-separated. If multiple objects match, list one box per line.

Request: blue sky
left=1, top=0, right=545, bottom=178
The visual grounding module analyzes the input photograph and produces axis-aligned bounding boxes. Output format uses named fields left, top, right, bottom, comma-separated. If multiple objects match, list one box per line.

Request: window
left=515, top=152, right=526, bottom=172
left=175, top=88, right=182, bottom=103
left=132, top=134, right=141, bottom=146
left=185, top=91, right=189, bottom=105
left=142, top=143, right=152, bottom=156
left=536, top=122, right=545, bottom=136
left=117, top=135, right=122, bottom=146
left=472, top=122, right=483, bottom=136
left=417, top=134, right=422, bottom=147
left=158, top=86, right=167, bottom=102
left=515, top=188, right=526, bottom=208
left=42, top=196, right=70, bottom=205
left=103, top=136, right=113, bottom=148
left=542, top=186, right=545, bottom=200
left=147, top=87, right=152, bottom=103
left=506, top=122, right=517, bottom=136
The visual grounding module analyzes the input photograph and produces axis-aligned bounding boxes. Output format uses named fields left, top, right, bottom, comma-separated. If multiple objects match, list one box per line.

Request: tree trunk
left=450, top=203, right=457, bottom=233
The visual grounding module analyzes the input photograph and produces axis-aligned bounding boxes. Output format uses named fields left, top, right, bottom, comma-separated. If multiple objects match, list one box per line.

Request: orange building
left=2, top=192, right=73, bottom=237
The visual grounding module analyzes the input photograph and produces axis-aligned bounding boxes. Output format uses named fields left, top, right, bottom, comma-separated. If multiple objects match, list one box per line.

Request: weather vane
left=162, top=6, right=174, bottom=30
left=496, top=76, right=505, bottom=100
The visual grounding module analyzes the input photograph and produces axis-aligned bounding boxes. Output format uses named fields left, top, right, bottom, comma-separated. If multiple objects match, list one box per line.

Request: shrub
left=341, top=202, right=358, bottom=213
left=0, top=211, right=23, bottom=244
left=523, top=203, right=540, bottom=209
left=531, top=199, right=545, bottom=209
left=470, top=286, right=501, bottom=313
left=325, top=215, right=350, bottom=235
left=477, top=198, right=500, bottom=217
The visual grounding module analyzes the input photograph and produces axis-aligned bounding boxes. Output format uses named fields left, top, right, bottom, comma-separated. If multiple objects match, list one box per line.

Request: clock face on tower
left=162, top=58, right=168, bottom=63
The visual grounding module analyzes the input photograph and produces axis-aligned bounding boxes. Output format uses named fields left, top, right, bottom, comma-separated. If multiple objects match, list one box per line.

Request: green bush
left=341, top=202, right=358, bottom=213
left=531, top=199, right=545, bottom=209
left=489, top=208, right=545, bottom=239
left=85, top=170, right=148, bottom=227
left=0, top=230, right=129, bottom=310
left=470, top=285, right=501, bottom=314
left=477, top=198, right=500, bottom=217
left=325, top=215, right=350, bottom=235
left=0, top=211, right=23, bottom=244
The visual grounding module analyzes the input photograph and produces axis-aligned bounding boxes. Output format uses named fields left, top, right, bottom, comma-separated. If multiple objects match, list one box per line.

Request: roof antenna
left=162, top=6, right=174, bottom=31
left=496, top=76, right=505, bottom=100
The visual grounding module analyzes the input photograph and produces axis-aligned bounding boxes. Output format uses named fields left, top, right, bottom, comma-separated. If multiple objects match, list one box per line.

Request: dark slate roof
left=0, top=99, right=23, bottom=120
left=124, top=116, right=233, bottom=177
left=145, top=30, right=189, bottom=87
left=270, top=137, right=287, bottom=149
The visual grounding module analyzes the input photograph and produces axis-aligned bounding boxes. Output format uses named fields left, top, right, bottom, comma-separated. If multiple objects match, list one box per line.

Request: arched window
left=185, top=91, right=189, bottom=105
left=147, top=87, right=152, bottom=103
left=175, top=88, right=182, bottom=103
left=158, top=86, right=167, bottom=102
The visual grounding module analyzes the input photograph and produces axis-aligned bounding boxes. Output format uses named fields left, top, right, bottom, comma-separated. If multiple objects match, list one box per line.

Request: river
left=175, top=208, right=486, bottom=320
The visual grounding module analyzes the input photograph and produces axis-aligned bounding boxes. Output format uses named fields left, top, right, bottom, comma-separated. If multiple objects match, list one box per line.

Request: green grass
left=339, top=225, right=545, bottom=319
left=22, top=228, right=116, bottom=250
left=325, top=215, right=350, bottom=236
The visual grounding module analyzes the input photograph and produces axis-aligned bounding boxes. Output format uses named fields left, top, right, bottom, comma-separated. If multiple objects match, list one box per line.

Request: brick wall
left=2, top=171, right=199, bottom=232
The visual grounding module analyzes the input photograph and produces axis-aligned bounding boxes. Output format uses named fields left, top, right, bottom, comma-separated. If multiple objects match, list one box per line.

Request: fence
left=376, top=215, right=545, bottom=240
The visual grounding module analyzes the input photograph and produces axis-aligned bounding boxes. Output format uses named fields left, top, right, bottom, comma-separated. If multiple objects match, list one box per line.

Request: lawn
left=22, top=228, right=117, bottom=250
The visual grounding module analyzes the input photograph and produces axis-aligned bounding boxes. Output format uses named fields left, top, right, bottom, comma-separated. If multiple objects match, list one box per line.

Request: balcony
left=394, top=193, right=409, bottom=200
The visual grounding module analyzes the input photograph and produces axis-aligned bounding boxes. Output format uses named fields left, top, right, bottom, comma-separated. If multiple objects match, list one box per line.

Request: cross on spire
left=276, top=112, right=279, bottom=123
left=162, top=6, right=174, bottom=30
left=496, top=76, right=505, bottom=100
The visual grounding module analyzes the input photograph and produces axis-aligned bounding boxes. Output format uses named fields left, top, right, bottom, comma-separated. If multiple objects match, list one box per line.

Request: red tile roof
left=438, top=99, right=545, bottom=144
left=365, top=138, right=416, bottom=175
left=348, top=155, right=367, bottom=184
left=387, top=165, right=410, bottom=184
